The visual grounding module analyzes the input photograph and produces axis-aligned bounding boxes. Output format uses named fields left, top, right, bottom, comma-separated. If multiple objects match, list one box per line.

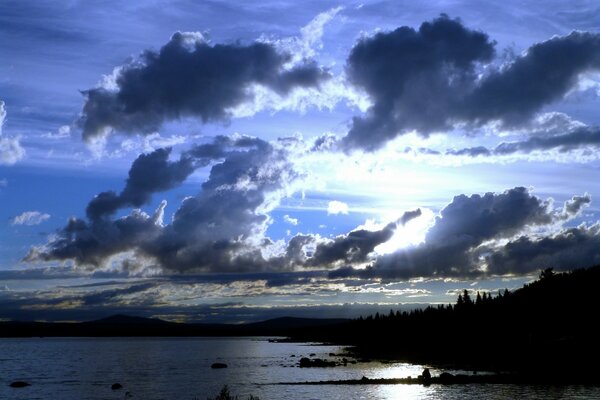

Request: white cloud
left=43, top=125, right=71, bottom=140
left=283, top=214, right=299, bottom=225
left=327, top=200, right=349, bottom=215
left=0, top=101, right=25, bottom=165
left=11, top=211, right=51, bottom=226
left=268, top=6, right=343, bottom=62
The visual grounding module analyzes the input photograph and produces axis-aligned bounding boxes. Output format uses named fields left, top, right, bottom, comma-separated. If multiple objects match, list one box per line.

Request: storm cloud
left=342, top=15, right=600, bottom=151
left=80, top=32, right=329, bottom=140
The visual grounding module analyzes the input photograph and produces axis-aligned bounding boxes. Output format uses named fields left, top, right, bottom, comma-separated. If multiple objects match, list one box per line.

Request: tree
left=540, top=267, right=555, bottom=280
left=463, top=289, right=472, bottom=305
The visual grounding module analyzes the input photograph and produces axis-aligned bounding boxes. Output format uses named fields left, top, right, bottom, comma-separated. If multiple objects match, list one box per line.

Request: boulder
left=299, top=357, right=337, bottom=368
left=111, top=383, right=123, bottom=390
left=439, top=372, right=455, bottom=384
left=211, top=362, right=228, bottom=369
left=9, top=381, right=30, bottom=388
left=422, top=368, right=431, bottom=380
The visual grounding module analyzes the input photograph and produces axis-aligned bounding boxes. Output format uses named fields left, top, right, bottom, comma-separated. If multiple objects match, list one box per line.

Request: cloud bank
left=331, top=188, right=594, bottom=280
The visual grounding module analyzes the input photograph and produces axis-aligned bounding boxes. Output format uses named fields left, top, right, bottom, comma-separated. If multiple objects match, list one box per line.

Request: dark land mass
left=0, top=315, right=348, bottom=338
left=286, top=266, right=600, bottom=383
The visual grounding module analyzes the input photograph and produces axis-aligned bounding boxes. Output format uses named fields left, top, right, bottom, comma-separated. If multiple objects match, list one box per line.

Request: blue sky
left=1, top=0, right=600, bottom=322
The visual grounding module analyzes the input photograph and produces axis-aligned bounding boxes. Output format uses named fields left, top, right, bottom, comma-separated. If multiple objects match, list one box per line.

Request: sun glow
left=355, top=208, right=436, bottom=255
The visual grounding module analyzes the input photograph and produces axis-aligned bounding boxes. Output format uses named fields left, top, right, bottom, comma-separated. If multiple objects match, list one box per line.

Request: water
left=0, top=337, right=598, bottom=399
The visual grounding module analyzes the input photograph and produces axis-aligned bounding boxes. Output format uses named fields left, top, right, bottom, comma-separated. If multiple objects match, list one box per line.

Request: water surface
left=0, top=337, right=597, bottom=399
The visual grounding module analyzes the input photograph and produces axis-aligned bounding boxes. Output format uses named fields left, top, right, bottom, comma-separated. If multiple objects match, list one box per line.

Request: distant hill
left=83, top=314, right=177, bottom=326
left=0, top=314, right=349, bottom=338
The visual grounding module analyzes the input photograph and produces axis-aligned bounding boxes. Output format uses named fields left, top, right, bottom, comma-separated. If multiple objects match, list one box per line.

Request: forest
left=290, top=266, right=600, bottom=380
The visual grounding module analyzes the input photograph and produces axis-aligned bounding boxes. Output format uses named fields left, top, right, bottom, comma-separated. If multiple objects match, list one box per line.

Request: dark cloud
left=494, top=125, right=600, bottom=155
left=330, top=187, right=563, bottom=280
left=86, top=148, right=194, bottom=220
left=309, top=222, right=397, bottom=266
left=445, top=123, right=600, bottom=158
left=342, top=15, right=495, bottom=150
left=398, top=208, right=422, bottom=225
left=563, top=193, right=591, bottom=217
left=80, top=32, right=329, bottom=140
left=26, top=204, right=166, bottom=267
left=342, top=15, right=600, bottom=151
left=487, top=224, right=600, bottom=276
left=446, top=146, right=491, bottom=157
left=464, top=31, right=600, bottom=125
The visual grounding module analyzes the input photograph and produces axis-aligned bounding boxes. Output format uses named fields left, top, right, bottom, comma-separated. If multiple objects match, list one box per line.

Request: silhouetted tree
left=540, top=267, right=555, bottom=280
left=463, top=289, right=472, bottom=305
left=457, top=294, right=464, bottom=307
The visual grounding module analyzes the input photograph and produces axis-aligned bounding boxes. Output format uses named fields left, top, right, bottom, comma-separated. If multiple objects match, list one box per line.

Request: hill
left=0, top=315, right=349, bottom=338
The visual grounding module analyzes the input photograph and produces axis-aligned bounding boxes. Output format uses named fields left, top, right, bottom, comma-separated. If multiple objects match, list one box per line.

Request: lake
left=0, top=337, right=598, bottom=399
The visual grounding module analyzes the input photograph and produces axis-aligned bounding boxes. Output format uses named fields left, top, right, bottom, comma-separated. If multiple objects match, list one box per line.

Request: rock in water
left=9, top=381, right=30, bottom=388
left=422, top=368, right=431, bottom=380
left=211, top=362, right=228, bottom=369
left=299, top=357, right=337, bottom=368
left=111, top=383, right=123, bottom=390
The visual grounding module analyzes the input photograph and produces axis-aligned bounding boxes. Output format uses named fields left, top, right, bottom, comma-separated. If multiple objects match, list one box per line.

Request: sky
left=1, top=0, right=600, bottom=323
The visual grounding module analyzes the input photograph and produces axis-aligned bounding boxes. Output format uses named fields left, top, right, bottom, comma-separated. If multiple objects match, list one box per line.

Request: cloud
left=327, top=200, right=349, bottom=215
left=443, top=114, right=600, bottom=161
left=487, top=224, right=600, bottom=276
left=330, top=187, right=576, bottom=280
left=342, top=15, right=495, bottom=151
left=273, top=6, right=343, bottom=62
left=283, top=215, right=299, bottom=225
left=292, top=209, right=422, bottom=268
left=494, top=124, right=600, bottom=156
left=561, top=193, right=591, bottom=219
left=464, top=31, right=600, bottom=125
left=0, top=101, right=25, bottom=165
left=25, top=205, right=166, bottom=267
left=86, top=147, right=195, bottom=220
left=398, top=208, right=422, bottom=226
left=308, top=222, right=397, bottom=267
left=80, top=32, right=329, bottom=141
left=12, top=211, right=50, bottom=226
left=27, top=135, right=302, bottom=273
left=341, top=15, right=600, bottom=151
